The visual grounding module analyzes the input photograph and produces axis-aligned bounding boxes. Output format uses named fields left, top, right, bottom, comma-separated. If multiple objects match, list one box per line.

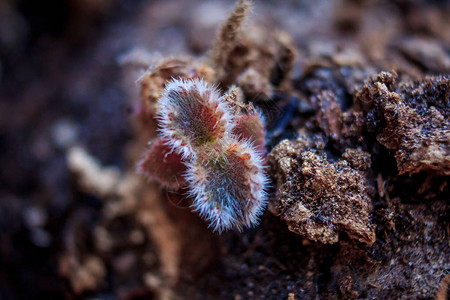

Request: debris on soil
left=210, top=0, right=252, bottom=81
left=67, top=147, right=121, bottom=197
left=268, top=136, right=376, bottom=245
left=65, top=147, right=182, bottom=298
left=356, top=72, right=450, bottom=176
left=331, top=199, right=449, bottom=299
left=59, top=254, right=106, bottom=294
left=209, top=0, right=296, bottom=99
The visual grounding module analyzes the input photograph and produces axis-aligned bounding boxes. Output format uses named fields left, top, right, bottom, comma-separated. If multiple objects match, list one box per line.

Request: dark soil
left=0, top=0, right=448, bottom=299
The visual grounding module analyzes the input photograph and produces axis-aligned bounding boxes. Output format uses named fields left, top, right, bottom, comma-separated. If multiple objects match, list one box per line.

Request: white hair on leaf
left=148, top=77, right=268, bottom=232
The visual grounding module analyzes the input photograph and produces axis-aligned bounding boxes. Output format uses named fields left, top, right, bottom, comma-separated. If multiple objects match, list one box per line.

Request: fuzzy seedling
left=138, top=138, right=187, bottom=190
left=157, top=79, right=234, bottom=159
left=139, top=78, right=268, bottom=232
left=233, top=112, right=266, bottom=153
left=186, top=141, right=267, bottom=232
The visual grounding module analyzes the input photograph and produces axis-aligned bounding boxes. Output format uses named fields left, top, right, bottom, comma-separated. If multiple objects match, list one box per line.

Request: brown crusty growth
left=356, top=72, right=450, bottom=175
left=268, top=135, right=376, bottom=245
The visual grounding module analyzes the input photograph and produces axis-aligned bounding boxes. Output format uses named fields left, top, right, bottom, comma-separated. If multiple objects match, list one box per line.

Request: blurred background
left=0, top=0, right=449, bottom=298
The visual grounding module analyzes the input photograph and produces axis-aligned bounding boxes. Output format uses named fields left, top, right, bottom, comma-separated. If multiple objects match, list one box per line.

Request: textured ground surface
left=0, top=0, right=449, bottom=299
